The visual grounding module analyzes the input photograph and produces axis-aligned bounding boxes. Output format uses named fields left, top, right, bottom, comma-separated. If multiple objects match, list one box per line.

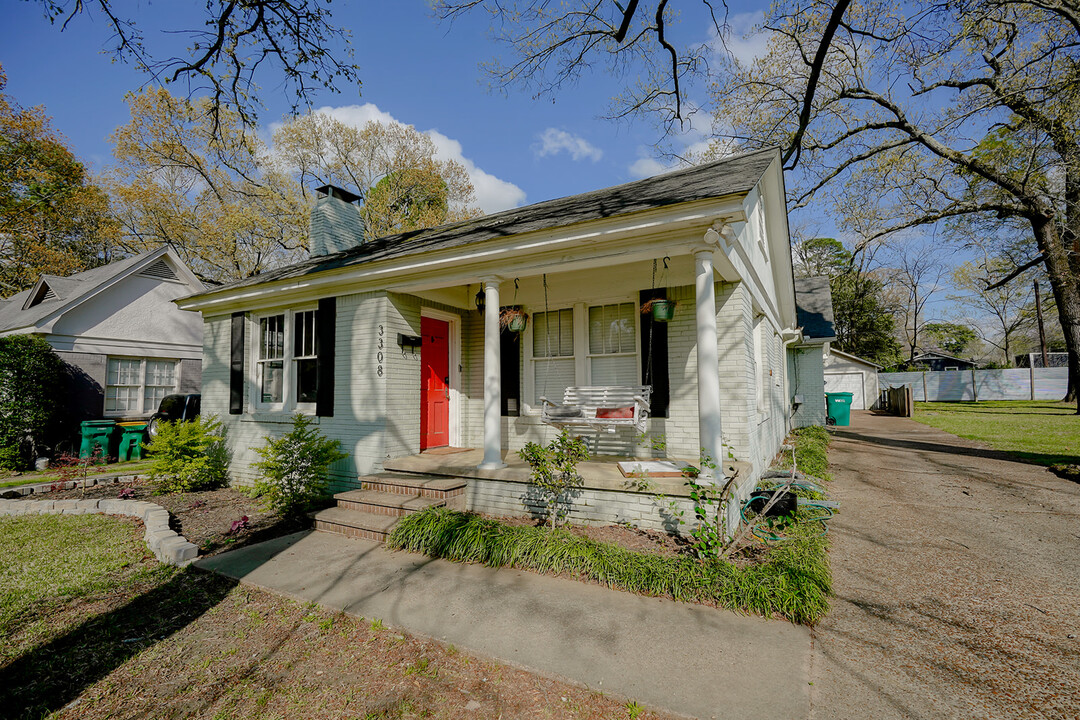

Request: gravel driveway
left=810, top=411, right=1080, bottom=720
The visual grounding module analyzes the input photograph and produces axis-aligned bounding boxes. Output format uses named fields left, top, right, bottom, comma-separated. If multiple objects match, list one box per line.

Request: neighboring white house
left=824, top=348, right=881, bottom=411
left=0, top=247, right=206, bottom=422
left=177, top=149, right=825, bottom=531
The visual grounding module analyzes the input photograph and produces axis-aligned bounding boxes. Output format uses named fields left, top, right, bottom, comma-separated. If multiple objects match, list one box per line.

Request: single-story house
left=0, top=247, right=206, bottom=423
left=912, top=351, right=977, bottom=372
left=177, top=148, right=825, bottom=532
left=824, top=348, right=881, bottom=410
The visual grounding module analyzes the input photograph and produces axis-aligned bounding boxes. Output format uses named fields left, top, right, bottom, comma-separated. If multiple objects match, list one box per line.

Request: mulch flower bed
left=45, top=479, right=768, bottom=562
left=44, top=480, right=310, bottom=557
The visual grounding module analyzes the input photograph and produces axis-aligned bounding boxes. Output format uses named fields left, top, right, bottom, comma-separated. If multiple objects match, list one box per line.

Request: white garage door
left=825, top=372, right=866, bottom=410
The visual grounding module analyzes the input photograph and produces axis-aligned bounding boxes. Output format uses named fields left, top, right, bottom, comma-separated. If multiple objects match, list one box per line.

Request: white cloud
left=709, top=11, right=771, bottom=68
left=628, top=156, right=672, bottom=179
left=293, top=103, right=527, bottom=213
left=534, top=128, right=603, bottom=162
left=626, top=129, right=730, bottom=179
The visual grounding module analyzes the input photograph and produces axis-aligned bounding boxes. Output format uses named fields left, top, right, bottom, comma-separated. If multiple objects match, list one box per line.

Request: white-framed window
left=753, top=314, right=771, bottom=419
left=253, top=308, right=319, bottom=411
left=532, top=308, right=575, bottom=404
left=527, top=300, right=639, bottom=408
left=588, top=302, right=637, bottom=386
left=105, top=357, right=178, bottom=415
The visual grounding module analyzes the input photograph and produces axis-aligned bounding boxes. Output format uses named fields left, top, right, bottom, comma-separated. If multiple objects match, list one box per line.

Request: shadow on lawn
left=0, top=567, right=237, bottom=720
left=831, top=426, right=1080, bottom=468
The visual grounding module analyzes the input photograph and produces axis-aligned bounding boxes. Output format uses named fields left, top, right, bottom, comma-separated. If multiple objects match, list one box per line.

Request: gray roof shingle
left=794, top=276, right=836, bottom=341
left=188, top=147, right=780, bottom=299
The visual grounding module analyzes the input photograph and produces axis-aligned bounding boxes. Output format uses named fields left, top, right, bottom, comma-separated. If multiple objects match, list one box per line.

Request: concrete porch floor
left=384, top=448, right=750, bottom=498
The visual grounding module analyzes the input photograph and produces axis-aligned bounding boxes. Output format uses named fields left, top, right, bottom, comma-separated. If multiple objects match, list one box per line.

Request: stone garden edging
left=0, top=473, right=142, bottom=499
left=0, top=497, right=198, bottom=566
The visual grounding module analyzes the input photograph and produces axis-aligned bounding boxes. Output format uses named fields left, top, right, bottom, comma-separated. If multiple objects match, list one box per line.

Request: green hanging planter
left=501, top=309, right=529, bottom=333
left=648, top=299, right=676, bottom=322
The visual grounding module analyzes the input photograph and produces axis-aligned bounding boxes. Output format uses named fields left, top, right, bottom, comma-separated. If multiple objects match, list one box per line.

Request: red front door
left=420, top=316, right=450, bottom=450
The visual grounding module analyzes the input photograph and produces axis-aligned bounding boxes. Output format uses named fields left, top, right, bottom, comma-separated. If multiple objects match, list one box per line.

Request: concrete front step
left=313, top=507, right=401, bottom=543
left=359, top=472, right=467, bottom=500
left=334, top=489, right=445, bottom=517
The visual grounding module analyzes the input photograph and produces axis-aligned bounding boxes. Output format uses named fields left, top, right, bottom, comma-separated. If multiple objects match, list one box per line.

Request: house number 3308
left=377, top=325, right=384, bottom=376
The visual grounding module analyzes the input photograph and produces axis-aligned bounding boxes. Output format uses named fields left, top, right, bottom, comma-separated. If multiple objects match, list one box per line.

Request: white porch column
left=479, top=277, right=506, bottom=469
left=694, top=245, right=725, bottom=479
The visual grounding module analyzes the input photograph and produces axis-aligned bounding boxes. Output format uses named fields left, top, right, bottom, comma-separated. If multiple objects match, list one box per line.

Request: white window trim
left=250, top=306, right=319, bottom=414
left=104, top=356, right=179, bottom=417
left=522, top=297, right=640, bottom=414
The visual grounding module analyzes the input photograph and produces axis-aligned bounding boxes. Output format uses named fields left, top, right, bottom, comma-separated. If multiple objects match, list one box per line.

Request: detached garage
left=824, top=348, right=881, bottom=410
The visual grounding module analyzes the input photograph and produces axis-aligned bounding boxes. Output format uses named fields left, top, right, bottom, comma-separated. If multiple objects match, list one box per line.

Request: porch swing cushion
left=596, top=406, right=634, bottom=419
left=546, top=405, right=585, bottom=419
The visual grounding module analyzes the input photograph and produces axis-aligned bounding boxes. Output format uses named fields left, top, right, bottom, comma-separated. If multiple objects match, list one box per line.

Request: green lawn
left=0, top=459, right=154, bottom=489
left=0, top=514, right=171, bottom=660
left=912, top=401, right=1080, bottom=466
left=0, top=516, right=674, bottom=719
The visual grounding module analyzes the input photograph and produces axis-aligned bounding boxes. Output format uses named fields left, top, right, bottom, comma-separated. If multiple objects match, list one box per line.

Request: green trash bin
left=79, top=420, right=117, bottom=459
left=825, top=392, right=854, bottom=427
left=117, top=422, right=148, bottom=461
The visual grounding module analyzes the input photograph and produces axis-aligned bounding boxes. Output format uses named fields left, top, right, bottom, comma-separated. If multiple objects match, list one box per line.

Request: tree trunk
left=1031, top=218, right=1080, bottom=412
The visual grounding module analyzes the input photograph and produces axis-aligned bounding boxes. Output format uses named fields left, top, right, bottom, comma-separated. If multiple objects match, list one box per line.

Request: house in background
left=824, top=348, right=881, bottom=411
left=0, top=247, right=206, bottom=423
left=179, top=148, right=825, bottom=534
left=912, top=351, right=977, bottom=372
left=789, top=276, right=836, bottom=427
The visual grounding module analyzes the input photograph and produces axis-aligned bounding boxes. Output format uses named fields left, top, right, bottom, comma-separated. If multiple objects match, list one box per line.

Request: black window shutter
left=500, top=315, right=521, bottom=416
left=316, top=297, right=336, bottom=417
left=229, top=312, right=245, bottom=414
left=640, top=289, right=669, bottom=417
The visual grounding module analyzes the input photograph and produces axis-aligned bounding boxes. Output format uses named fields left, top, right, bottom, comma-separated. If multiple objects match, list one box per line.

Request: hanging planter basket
left=500, top=308, right=529, bottom=332
left=642, top=298, right=677, bottom=323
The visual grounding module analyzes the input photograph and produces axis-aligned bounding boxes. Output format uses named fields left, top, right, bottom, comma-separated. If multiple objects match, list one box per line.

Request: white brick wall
left=466, top=478, right=698, bottom=534
left=789, top=345, right=827, bottom=428
left=205, top=291, right=390, bottom=493
left=203, top=279, right=803, bottom=530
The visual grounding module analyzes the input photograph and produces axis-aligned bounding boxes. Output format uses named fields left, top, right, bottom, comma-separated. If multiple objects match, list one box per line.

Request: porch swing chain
left=645, top=260, right=656, bottom=388
left=541, top=273, right=551, bottom=400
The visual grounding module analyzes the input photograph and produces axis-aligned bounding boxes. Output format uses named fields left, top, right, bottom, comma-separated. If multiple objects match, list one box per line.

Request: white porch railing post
left=479, top=277, right=506, bottom=469
left=694, top=243, right=725, bottom=481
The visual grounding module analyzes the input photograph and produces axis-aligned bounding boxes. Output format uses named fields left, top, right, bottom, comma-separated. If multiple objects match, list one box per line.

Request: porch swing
left=537, top=268, right=655, bottom=435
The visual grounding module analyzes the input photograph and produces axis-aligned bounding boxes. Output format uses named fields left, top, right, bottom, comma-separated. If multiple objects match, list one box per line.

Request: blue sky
left=1, top=1, right=989, bottom=339
left=0, top=1, right=768, bottom=212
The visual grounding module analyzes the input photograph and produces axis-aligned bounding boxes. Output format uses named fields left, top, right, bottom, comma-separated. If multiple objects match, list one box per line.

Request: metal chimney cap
left=315, top=184, right=362, bottom=204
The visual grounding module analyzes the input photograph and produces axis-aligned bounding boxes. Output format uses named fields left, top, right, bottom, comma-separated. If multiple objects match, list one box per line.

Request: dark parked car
left=147, top=393, right=201, bottom=437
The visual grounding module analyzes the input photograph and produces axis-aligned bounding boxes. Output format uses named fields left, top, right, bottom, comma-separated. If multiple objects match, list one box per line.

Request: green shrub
left=252, top=414, right=347, bottom=515
left=518, top=430, right=589, bottom=528
left=388, top=508, right=832, bottom=625
left=0, top=335, right=71, bottom=470
left=144, top=415, right=230, bottom=493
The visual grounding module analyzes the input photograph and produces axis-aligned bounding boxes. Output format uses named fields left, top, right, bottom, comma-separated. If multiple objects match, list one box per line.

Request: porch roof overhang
left=180, top=195, right=753, bottom=313
left=177, top=149, right=789, bottom=317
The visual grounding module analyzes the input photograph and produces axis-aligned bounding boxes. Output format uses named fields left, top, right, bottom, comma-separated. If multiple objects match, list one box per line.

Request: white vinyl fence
left=879, top=368, right=1069, bottom=402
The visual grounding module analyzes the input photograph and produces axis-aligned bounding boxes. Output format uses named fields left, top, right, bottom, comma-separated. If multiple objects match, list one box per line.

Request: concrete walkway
left=197, top=531, right=811, bottom=720
left=811, top=411, right=1080, bottom=719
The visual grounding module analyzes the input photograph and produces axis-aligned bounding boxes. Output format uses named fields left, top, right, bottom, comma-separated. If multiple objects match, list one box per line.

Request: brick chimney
left=309, top=184, right=365, bottom=257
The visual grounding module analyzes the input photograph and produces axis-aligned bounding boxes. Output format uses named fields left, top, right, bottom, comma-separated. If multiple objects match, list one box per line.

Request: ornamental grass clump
left=144, top=415, right=230, bottom=493
left=388, top=508, right=832, bottom=625
left=252, top=414, right=347, bottom=516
